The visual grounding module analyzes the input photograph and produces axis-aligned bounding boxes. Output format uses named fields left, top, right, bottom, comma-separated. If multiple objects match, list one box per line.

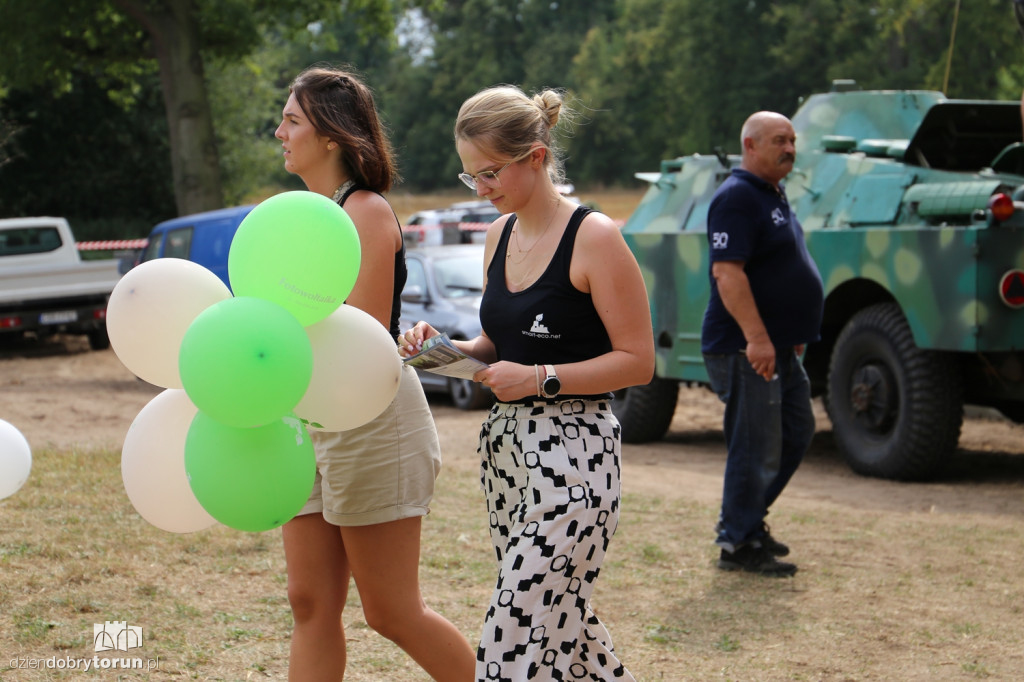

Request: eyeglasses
left=458, top=159, right=516, bottom=191
left=459, top=149, right=537, bottom=190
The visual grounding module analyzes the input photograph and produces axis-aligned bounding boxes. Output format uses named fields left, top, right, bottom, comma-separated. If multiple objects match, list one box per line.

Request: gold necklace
left=507, top=197, right=560, bottom=263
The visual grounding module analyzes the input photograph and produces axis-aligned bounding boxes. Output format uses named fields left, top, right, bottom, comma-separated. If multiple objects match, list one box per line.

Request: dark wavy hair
left=289, top=65, right=397, bottom=192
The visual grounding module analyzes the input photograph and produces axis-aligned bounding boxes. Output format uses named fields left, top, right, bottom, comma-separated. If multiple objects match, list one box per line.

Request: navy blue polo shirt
left=701, top=168, right=823, bottom=353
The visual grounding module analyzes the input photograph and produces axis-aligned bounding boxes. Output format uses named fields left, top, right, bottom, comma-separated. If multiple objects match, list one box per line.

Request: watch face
left=543, top=376, right=561, bottom=396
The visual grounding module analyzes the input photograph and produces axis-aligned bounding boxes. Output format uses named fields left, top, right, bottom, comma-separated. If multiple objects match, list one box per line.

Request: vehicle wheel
left=87, top=327, right=111, bottom=351
left=611, top=377, right=679, bottom=444
left=448, top=377, right=492, bottom=410
left=826, top=302, right=963, bottom=480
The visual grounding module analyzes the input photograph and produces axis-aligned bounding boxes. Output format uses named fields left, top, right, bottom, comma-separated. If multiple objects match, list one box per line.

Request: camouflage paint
left=623, top=86, right=1024, bottom=404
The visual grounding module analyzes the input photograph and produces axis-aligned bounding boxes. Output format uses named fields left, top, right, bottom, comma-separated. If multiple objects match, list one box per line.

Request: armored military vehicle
left=616, top=81, right=1024, bottom=480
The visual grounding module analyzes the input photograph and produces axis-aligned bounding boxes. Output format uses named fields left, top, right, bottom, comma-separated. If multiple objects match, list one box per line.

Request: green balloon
left=179, top=296, right=313, bottom=428
left=185, top=411, right=316, bottom=532
left=228, top=190, right=361, bottom=326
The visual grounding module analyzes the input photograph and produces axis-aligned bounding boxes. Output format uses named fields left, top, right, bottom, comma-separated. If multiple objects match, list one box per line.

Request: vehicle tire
left=826, top=302, right=963, bottom=480
left=611, top=377, right=679, bottom=444
left=87, top=327, right=111, bottom=351
left=448, top=377, right=492, bottom=410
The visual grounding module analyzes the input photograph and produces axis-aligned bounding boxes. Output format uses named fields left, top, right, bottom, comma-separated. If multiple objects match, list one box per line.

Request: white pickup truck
left=0, top=217, right=122, bottom=350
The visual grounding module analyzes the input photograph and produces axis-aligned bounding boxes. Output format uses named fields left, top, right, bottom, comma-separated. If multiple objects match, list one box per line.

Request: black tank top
left=337, top=184, right=406, bottom=338
left=480, top=205, right=612, bottom=396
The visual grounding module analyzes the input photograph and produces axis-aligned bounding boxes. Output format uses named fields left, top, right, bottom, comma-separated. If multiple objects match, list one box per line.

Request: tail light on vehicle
left=987, top=192, right=1014, bottom=222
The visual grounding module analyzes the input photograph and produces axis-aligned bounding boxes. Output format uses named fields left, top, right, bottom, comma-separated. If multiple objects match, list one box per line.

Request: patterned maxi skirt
left=476, top=399, right=636, bottom=682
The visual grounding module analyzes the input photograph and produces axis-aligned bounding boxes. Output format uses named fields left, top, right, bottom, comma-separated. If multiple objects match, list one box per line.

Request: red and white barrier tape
left=77, top=239, right=149, bottom=251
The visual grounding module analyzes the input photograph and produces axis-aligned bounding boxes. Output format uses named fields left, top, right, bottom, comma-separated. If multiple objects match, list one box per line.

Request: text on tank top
left=479, top=205, right=612, bottom=371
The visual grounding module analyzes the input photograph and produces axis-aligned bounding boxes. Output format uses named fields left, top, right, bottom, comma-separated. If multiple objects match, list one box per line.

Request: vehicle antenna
left=942, top=0, right=961, bottom=95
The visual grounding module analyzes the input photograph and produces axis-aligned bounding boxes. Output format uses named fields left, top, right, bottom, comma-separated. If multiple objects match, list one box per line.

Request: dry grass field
left=2, top=338, right=1024, bottom=681
left=384, top=186, right=648, bottom=224
left=3, top=186, right=1024, bottom=680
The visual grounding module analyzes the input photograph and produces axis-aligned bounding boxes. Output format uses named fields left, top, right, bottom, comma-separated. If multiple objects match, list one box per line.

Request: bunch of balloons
left=0, top=419, right=31, bottom=501
left=109, top=191, right=403, bottom=533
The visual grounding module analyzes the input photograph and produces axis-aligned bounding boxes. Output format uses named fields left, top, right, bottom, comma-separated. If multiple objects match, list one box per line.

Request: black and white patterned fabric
left=476, top=399, right=635, bottom=682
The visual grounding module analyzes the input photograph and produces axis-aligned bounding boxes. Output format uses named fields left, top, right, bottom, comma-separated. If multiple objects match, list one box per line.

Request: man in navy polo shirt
left=701, top=111, right=823, bottom=577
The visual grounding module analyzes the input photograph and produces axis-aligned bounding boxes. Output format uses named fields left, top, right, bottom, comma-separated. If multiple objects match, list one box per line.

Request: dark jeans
left=704, top=349, right=815, bottom=552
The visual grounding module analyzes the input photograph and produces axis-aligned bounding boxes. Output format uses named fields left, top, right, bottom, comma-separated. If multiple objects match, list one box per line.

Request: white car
left=403, top=200, right=501, bottom=248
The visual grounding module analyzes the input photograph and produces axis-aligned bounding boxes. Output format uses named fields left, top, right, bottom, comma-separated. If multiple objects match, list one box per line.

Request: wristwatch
left=540, top=364, right=561, bottom=399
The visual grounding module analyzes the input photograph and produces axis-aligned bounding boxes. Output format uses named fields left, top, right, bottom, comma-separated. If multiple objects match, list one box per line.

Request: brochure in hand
left=402, top=332, right=489, bottom=381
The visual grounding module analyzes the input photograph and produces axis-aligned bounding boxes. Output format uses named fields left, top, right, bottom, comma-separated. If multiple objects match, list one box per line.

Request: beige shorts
left=298, top=364, right=442, bottom=526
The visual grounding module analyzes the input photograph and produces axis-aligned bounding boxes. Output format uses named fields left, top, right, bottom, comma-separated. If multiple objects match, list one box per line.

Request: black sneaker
left=718, top=545, right=797, bottom=577
left=760, top=523, right=790, bottom=557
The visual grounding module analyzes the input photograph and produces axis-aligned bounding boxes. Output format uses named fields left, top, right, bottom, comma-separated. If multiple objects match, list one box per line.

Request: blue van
left=141, top=205, right=255, bottom=287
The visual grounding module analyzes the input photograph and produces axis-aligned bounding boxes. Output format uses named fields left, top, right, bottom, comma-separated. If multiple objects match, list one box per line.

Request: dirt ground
left=4, top=335, right=1022, bottom=518
left=3, top=335, right=1024, bottom=680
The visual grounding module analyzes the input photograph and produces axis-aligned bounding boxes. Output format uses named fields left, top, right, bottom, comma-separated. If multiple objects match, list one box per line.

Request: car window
left=462, top=212, right=500, bottom=223
left=0, top=226, right=62, bottom=256
left=165, top=226, right=193, bottom=259
left=141, top=232, right=164, bottom=262
left=434, top=255, right=483, bottom=298
left=405, top=257, right=427, bottom=293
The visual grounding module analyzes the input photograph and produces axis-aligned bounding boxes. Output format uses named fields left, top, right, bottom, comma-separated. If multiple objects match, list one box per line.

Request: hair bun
left=533, top=90, right=563, bottom=128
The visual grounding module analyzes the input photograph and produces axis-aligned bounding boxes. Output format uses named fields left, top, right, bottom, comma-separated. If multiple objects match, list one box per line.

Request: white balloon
left=121, top=389, right=217, bottom=533
left=107, top=258, right=232, bottom=388
left=0, top=419, right=31, bottom=500
left=295, top=304, right=402, bottom=432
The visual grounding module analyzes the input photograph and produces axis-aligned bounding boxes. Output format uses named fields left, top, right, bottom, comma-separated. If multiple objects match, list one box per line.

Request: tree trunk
left=114, top=0, right=224, bottom=215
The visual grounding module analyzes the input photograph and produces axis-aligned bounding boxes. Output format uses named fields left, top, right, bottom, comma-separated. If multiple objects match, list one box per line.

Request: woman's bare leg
left=283, top=513, right=351, bottom=681
left=342, top=517, right=475, bottom=682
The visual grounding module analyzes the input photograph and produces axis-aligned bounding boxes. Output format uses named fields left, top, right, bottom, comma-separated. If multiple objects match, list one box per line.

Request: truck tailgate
left=0, top=259, right=121, bottom=304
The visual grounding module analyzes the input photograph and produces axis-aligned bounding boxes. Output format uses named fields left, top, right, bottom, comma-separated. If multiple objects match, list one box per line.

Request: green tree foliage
left=566, top=0, right=788, bottom=184
left=566, top=0, right=677, bottom=185
left=0, top=74, right=175, bottom=239
left=2, top=0, right=1023, bottom=233
left=373, top=0, right=617, bottom=190
left=766, top=0, right=1023, bottom=99
left=0, top=0, right=394, bottom=217
left=564, top=0, right=1024, bottom=183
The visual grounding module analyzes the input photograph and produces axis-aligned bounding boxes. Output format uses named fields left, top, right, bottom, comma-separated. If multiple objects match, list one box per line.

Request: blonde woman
left=401, top=85, right=654, bottom=681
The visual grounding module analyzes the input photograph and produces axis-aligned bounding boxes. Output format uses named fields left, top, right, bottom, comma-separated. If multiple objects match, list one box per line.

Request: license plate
left=39, top=310, right=78, bottom=324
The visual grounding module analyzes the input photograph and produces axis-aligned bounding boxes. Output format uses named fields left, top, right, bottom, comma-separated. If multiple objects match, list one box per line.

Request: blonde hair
left=454, top=85, right=572, bottom=185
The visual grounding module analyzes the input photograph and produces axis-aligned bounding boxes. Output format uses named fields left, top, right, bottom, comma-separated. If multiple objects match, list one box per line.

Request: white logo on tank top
left=523, top=313, right=560, bottom=339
